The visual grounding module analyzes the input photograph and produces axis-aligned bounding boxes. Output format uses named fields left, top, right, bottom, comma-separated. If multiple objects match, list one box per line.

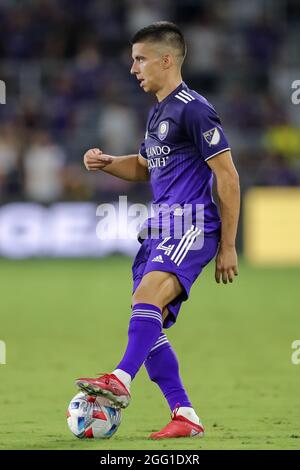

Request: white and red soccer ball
left=67, top=392, right=121, bottom=439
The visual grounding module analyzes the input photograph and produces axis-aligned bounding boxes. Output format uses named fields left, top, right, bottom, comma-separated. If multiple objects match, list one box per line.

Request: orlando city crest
left=203, top=127, right=221, bottom=146
left=158, top=121, right=169, bottom=141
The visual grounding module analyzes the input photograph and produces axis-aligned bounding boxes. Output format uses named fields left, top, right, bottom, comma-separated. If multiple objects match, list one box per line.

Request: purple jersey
left=139, top=82, right=230, bottom=239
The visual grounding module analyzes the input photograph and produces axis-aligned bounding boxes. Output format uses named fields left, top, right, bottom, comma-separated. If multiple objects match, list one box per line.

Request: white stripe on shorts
left=170, top=226, right=195, bottom=262
left=172, top=227, right=200, bottom=265
left=176, top=228, right=202, bottom=266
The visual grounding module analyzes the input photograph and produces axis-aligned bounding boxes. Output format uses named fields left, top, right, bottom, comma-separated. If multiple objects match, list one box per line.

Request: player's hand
left=83, top=148, right=114, bottom=171
left=215, top=244, right=238, bottom=284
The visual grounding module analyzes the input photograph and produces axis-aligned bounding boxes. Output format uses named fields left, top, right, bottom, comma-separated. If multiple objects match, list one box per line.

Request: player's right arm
left=83, top=148, right=149, bottom=181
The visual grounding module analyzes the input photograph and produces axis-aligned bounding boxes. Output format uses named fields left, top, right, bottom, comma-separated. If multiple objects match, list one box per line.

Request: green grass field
left=0, top=257, right=299, bottom=450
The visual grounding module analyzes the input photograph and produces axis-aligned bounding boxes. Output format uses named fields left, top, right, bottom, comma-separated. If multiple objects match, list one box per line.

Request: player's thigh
left=132, top=270, right=182, bottom=311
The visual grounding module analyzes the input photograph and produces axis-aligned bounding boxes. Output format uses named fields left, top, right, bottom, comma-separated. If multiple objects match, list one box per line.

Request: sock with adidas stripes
left=145, top=333, right=195, bottom=412
left=116, top=303, right=162, bottom=379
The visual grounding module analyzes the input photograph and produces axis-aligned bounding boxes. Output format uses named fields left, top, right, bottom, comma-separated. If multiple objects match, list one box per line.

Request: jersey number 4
left=157, top=237, right=175, bottom=256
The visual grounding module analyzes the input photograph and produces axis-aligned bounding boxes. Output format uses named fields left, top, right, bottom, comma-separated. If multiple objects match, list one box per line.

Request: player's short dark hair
left=131, top=21, right=186, bottom=63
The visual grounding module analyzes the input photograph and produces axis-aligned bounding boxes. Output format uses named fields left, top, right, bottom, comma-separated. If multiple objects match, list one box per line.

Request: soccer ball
left=67, top=392, right=121, bottom=439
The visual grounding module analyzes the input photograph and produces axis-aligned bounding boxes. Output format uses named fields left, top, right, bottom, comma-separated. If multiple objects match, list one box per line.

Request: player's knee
left=132, top=273, right=179, bottom=308
left=132, top=279, right=164, bottom=309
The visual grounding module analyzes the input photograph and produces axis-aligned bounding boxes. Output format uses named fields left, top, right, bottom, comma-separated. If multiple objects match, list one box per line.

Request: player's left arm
left=207, top=150, right=240, bottom=284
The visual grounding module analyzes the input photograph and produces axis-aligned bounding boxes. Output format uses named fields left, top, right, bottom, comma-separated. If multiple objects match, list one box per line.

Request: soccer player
left=76, top=22, right=240, bottom=439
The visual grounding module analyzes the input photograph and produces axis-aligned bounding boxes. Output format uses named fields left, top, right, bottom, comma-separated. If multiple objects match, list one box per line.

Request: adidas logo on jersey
left=152, top=255, right=164, bottom=263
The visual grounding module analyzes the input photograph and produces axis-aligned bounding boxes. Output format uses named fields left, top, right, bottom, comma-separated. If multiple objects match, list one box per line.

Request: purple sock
left=144, top=333, right=192, bottom=411
left=116, top=303, right=162, bottom=379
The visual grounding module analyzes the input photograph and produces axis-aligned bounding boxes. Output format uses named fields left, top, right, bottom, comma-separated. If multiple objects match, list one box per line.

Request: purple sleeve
left=184, top=100, right=230, bottom=161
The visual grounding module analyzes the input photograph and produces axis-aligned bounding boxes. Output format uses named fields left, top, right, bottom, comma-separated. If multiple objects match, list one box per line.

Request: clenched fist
left=83, top=148, right=114, bottom=171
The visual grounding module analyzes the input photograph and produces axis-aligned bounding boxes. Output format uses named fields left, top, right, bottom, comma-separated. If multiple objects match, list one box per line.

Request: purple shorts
left=132, top=231, right=219, bottom=328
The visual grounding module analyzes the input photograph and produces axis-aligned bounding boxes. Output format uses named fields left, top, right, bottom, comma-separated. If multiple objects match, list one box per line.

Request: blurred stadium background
left=1, top=0, right=300, bottom=450
left=0, top=0, right=300, bottom=261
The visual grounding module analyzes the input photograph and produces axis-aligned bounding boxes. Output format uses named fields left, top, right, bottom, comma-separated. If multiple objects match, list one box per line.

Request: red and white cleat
left=149, top=407, right=205, bottom=439
left=75, top=373, right=131, bottom=409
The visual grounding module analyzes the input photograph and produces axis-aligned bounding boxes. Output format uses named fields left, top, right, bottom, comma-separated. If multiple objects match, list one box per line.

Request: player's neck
left=155, top=77, right=183, bottom=103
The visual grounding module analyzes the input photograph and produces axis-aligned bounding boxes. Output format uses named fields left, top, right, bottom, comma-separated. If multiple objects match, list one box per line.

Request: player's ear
left=161, top=54, right=172, bottom=69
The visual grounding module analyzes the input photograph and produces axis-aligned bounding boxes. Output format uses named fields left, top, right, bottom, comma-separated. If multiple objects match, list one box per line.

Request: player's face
left=131, top=42, right=165, bottom=94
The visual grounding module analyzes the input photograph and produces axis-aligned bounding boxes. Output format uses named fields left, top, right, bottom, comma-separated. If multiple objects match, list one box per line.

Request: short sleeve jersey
left=139, top=82, right=230, bottom=236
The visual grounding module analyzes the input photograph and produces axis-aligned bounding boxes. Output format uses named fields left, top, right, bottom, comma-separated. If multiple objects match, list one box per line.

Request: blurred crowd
left=0, top=0, right=300, bottom=204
